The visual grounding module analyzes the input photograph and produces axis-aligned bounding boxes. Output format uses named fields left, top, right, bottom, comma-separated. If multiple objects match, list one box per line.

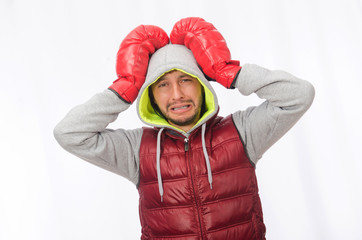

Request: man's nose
left=171, top=84, right=185, bottom=100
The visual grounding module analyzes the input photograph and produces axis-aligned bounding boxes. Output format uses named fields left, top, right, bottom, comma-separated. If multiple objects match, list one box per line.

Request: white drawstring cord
left=202, top=123, right=213, bottom=189
left=156, top=128, right=165, bottom=202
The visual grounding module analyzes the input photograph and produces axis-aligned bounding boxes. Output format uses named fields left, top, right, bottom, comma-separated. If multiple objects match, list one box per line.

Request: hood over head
left=137, top=44, right=219, bottom=134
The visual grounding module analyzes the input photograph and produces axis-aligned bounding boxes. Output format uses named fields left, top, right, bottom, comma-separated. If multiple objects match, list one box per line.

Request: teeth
left=173, top=105, right=188, bottom=110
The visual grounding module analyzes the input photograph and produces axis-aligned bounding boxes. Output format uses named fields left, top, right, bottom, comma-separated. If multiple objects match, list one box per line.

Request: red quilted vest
left=138, top=115, right=266, bottom=240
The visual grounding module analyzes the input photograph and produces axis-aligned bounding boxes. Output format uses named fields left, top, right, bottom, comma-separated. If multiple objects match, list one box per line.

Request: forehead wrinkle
left=154, top=71, right=191, bottom=84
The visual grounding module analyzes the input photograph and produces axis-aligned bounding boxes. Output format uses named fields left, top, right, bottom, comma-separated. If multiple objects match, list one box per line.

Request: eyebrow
left=151, top=73, right=196, bottom=90
left=157, top=73, right=192, bottom=82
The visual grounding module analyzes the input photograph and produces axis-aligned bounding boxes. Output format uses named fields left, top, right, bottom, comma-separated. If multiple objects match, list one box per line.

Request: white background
left=1, top=0, right=362, bottom=239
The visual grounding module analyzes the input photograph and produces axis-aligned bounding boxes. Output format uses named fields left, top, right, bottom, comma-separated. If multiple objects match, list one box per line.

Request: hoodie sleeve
left=231, top=64, right=315, bottom=165
left=53, top=89, right=142, bottom=185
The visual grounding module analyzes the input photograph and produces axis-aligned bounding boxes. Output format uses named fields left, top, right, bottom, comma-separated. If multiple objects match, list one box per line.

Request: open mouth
left=169, top=104, right=193, bottom=113
left=172, top=105, right=190, bottom=111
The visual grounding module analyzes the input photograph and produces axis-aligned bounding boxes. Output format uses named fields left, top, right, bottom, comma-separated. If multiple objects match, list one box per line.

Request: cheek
left=192, top=86, right=203, bottom=104
left=151, top=89, right=161, bottom=105
left=153, top=94, right=167, bottom=109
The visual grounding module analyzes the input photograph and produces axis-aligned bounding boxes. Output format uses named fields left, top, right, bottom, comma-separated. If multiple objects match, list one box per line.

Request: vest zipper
left=185, top=137, right=204, bottom=239
left=184, top=137, right=189, bottom=151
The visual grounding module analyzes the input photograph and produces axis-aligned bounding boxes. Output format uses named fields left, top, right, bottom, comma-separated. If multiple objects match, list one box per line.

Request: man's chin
left=168, top=115, right=199, bottom=128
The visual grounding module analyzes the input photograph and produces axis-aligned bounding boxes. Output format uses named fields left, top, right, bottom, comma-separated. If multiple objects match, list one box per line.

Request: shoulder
left=209, top=115, right=241, bottom=143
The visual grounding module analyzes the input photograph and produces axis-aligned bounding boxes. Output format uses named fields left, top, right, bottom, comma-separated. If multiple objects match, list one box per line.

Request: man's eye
left=181, top=79, right=192, bottom=83
left=158, top=83, right=167, bottom=88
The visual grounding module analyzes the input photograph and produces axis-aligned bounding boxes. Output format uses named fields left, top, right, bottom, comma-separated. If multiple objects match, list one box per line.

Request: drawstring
left=156, top=128, right=165, bottom=202
left=156, top=124, right=213, bottom=202
left=202, top=123, right=213, bottom=189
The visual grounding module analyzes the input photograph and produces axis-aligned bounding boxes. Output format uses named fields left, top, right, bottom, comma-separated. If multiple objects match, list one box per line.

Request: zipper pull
left=184, top=138, right=189, bottom=152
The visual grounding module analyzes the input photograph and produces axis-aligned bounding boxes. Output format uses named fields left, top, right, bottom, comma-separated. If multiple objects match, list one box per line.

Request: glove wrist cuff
left=109, top=79, right=140, bottom=103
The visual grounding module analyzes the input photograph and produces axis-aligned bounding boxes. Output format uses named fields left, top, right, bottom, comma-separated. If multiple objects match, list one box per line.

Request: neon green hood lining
left=138, top=68, right=216, bottom=133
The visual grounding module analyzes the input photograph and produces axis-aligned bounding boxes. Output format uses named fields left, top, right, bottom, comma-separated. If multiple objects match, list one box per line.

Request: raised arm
left=54, top=91, right=143, bottom=184
left=232, top=64, right=315, bottom=165
left=170, top=17, right=315, bottom=165
left=54, top=25, right=169, bottom=184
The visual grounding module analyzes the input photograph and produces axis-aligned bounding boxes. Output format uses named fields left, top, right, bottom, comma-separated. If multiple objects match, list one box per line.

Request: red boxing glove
left=170, top=17, right=241, bottom=88
left=109, top=25, right=169, bottom=103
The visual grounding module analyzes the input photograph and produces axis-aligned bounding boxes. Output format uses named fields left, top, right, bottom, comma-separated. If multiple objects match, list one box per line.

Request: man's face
left=150, top=70, right=203, bottom=132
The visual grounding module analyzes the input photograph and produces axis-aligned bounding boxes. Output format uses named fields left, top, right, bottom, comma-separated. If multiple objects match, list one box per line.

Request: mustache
left=166, top=100, right=195, bottom=109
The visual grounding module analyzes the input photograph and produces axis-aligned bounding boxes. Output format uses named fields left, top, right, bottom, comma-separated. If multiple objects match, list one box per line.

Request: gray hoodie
left=54, top=44, right=315, bottom=187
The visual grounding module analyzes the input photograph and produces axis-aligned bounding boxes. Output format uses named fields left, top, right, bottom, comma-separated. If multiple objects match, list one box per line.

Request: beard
left=167, top=111, right=201, bottom=127
left=161, top=99, right=203, bottom=127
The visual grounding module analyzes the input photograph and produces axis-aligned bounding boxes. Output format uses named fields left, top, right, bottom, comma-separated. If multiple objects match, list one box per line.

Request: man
left=54, top=17, right=315, bottom=239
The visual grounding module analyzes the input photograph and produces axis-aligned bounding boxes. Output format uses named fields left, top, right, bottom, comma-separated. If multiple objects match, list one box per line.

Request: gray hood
left=136, top=44, right=219, bottom=135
